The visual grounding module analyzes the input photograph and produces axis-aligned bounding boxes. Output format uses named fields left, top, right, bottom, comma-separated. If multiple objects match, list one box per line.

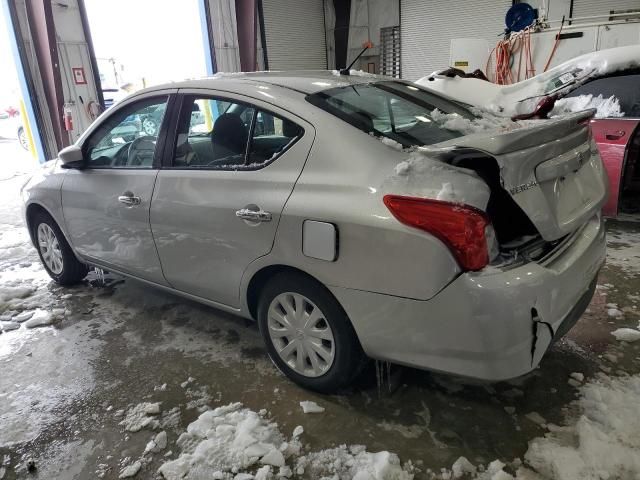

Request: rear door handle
left=605, top=130, right=626, bottom=141
left=118, top=191, right=141, bottom=206
left=235, top=208, right=272, bottom=222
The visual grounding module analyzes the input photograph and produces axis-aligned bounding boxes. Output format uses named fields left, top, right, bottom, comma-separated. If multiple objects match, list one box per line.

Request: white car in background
left=0, top=108, right=28, bottom=150
left=416, top=45, right=640, bottom=218
left=417, top=45, right=640, bottom=118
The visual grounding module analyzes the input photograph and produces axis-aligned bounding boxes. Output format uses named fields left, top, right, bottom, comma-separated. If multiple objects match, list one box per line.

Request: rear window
left=306, top=81, right=472, bottom=147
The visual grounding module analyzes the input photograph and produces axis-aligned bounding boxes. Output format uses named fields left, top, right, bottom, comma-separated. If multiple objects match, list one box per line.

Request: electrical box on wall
left=449, top=38, right=491, bottom=73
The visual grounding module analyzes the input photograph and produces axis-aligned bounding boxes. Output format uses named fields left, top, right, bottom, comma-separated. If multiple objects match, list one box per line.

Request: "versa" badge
left=509, top=181, right=539, bottom=195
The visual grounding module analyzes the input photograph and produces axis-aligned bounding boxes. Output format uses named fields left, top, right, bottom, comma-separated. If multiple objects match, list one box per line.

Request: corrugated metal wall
left=572, top=0, right=640, bottom=19
left=262, top=0, right=327, bottom=70
left=400, top=0, right=511, bottom=80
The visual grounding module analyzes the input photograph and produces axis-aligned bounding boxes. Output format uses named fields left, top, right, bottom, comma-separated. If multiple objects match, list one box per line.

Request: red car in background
left=562, top=74, right=640, bottom=217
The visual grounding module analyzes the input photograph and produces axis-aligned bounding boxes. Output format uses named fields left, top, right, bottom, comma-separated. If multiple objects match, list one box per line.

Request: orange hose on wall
left=485, top=26, right=535, bottom=85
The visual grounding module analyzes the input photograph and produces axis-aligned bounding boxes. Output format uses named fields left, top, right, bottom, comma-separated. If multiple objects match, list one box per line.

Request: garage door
left=400, top=0, right=510, bottom=80
left=573, top=0, right=640, bottom=19
left=262, top=0, right=327, bottom=70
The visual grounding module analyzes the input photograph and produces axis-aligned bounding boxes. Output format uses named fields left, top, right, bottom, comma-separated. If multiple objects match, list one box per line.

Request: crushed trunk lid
left=440, top=110, right=608, bottom=241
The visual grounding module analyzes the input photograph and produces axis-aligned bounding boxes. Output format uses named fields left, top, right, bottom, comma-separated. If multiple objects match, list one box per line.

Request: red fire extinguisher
left=63, top=104, right=73, bottom=131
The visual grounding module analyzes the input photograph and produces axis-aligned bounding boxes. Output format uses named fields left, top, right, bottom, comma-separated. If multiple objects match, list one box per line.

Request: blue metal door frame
left=1, top=0, right=47, bottom=163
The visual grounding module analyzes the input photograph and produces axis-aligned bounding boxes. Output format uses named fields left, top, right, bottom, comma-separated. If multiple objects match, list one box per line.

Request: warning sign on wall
left=72, top=67, right=87, bottom=85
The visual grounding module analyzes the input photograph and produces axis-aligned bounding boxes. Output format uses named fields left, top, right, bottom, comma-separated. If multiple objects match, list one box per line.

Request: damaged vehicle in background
left=418, top=45, right=640, bottom=217
left=21, top=72, right=606, bottom=392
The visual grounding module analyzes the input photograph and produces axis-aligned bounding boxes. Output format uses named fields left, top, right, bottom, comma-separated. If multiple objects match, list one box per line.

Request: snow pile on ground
left=158, top=402, right=290, bottom=479
left=611, top=327, right=640, bottom=343
left=296, top=446, right=413, bottom=480
left=524, top=374, right=640, bottom=479
left=551, top=94, right=624, bottom=119
left=299, top=401, right=324, bottom=414
left=144, top=431, right=168, bottom=454
left=119, top=402, right=162, bottom=432
left=158, top=402, right=415, bottom=480
left=118, top=460, right=142, bottom=478
left=439, top=374, right=640, bottom=479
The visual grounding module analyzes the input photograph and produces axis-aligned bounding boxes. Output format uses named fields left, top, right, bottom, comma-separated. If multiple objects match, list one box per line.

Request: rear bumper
left=330, top=214, right=606, bottom=381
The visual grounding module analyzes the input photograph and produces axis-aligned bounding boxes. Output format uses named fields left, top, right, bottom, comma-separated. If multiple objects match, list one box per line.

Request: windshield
left=306, top=81, right=473, bottom=147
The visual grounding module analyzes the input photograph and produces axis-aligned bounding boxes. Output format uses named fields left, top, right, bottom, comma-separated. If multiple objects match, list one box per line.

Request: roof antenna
left=340, top=41, right=373, bottom=75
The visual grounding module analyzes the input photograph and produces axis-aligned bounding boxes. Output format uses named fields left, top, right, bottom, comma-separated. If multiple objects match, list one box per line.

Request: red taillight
left=383, top=195, right=490, bottom=271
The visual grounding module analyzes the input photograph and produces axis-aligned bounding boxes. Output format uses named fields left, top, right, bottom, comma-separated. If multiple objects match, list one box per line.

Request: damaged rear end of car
left=439, top=109, right=607, bottom=269
left=372, top=110, right=607, bottom=380
left=303, top=78, right=607, bottom=381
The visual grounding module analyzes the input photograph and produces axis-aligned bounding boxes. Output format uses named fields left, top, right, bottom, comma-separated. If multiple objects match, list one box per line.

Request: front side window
left=173, top=96, right=303, bottom=169
left=306, top=81, right=472, bottom=147
left=84, top=96, right=168, bottom=168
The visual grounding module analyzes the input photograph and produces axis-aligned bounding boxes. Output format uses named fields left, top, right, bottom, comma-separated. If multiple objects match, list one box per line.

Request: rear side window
left=306, top=81, right=471, bottom=147
left=248, top=110, right=303, bottom=165
left=174, top=97, right=255, bottom=168
left=172, top=96, right=303, bottom=170
left=566, top=74, right=640, bottom=118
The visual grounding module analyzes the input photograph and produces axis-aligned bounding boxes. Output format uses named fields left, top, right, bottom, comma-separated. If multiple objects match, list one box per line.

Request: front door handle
left=235, top=207, right=272, bottom=222
left=118, top=191, right=141, bottom=206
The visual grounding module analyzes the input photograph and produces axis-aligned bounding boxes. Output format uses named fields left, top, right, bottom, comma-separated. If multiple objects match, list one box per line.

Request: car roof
left=144, top=70, right=392, bottom=96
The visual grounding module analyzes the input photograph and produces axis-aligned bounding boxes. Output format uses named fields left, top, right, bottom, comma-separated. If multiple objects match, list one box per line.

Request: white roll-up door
left=262, top=0, right=327, bottom=70
left=572, top=0, right=640, bottom=19
left=400, top=0, right=510, bottom=80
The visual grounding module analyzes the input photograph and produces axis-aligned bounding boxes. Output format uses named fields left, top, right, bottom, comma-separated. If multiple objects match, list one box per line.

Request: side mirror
left=58, top=145, right=84, bottom=169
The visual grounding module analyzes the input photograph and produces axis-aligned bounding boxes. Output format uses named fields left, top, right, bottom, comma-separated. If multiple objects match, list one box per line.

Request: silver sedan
left=22, top=72, right=607, bottom=392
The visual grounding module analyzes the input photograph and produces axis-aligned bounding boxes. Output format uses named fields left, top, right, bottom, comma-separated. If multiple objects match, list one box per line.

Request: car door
left=150, top=91, right=314, bottom=308
left=61, top=91, right=176, bottom=284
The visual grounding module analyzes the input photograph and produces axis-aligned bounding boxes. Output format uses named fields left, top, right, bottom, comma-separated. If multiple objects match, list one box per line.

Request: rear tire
left=257, top=272, right=367, bottom=393
left=32, top=211, right=88, bottom=285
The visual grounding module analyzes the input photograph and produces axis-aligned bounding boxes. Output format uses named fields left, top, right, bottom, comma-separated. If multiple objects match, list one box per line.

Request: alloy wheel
left=37, top=223, right=63, bottom=275
left=142, top=118, right=157, bottom=136
left=267, top=292, right=335, bottom=377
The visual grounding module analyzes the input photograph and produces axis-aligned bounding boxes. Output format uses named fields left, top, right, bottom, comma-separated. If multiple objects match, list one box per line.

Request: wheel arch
left=25, top=202, right=52, bottom=246
left=246, top=264, right=336, bottom=321
left=25, top=202, right=80, bottom=262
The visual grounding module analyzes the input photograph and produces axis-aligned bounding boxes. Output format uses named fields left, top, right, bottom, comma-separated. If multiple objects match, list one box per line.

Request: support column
left=24, top=0, right=67, bottom=149
left=236, top=0, right=257, bottom=71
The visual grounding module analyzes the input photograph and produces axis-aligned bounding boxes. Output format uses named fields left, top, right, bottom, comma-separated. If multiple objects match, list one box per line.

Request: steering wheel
left=126, top=136, right=156, bottom=167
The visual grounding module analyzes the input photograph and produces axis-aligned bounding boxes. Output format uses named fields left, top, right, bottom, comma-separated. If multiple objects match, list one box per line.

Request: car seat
left=210, top=113, right=248, bottom=165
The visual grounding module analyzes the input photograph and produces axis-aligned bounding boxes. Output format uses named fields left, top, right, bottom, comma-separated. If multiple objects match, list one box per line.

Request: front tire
left=32, top=211, right=88, bottom=285
left=257, top=272, right=366, bottom=393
